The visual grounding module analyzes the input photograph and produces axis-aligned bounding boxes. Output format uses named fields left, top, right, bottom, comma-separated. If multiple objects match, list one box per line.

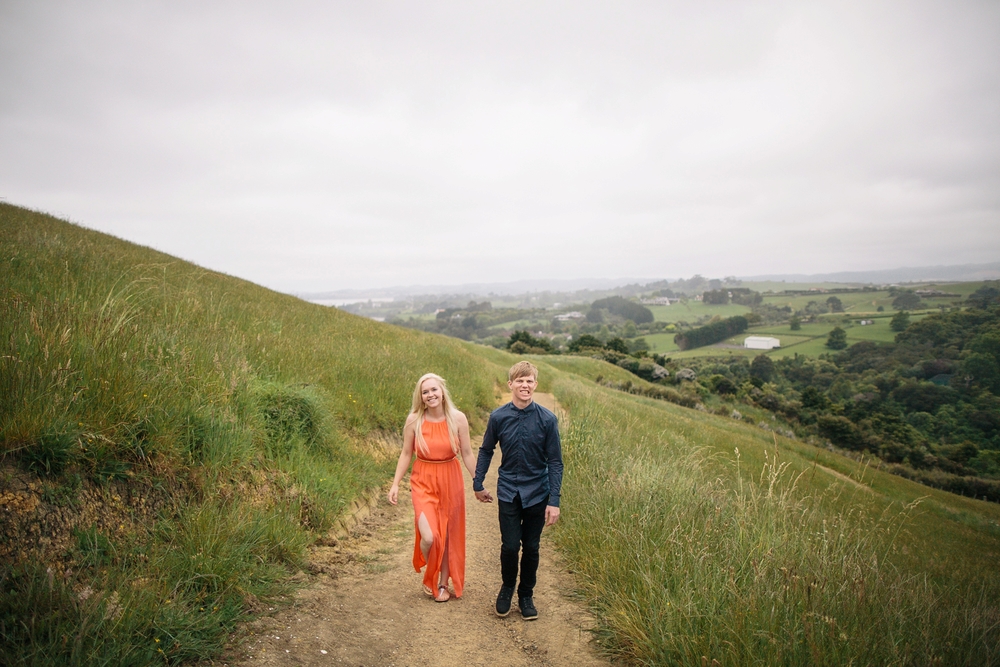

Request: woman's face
left=420, top=378, right=444, bottom=410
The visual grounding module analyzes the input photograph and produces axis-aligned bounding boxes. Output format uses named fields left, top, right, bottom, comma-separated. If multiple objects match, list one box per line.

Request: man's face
left=508, top=374, right=537, bottom=407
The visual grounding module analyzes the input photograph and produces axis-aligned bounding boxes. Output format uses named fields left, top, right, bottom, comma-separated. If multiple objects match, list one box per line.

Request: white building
left=744, top=336, right=780, bottom=350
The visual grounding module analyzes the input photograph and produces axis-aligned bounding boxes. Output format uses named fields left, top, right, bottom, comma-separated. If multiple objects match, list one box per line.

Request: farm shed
left=744, top=336, right=780, bottom=350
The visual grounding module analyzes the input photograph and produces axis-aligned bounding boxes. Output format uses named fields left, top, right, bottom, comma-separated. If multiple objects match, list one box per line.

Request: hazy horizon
left=3, top=2, right=998, bottom=292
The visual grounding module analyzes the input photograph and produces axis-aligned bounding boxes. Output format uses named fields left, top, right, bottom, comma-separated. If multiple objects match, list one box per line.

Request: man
left=473, top=360, right=563, bottom=620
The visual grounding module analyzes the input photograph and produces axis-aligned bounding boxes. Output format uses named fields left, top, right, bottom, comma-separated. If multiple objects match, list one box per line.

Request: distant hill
left=299, top=263, right=1000, bottom=301
left=740, top=262, right=1000, bottom=284
left=297, top=277, right=649, bottom=300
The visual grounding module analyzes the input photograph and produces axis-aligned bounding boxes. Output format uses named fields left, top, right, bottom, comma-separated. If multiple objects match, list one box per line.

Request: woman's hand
left=388, top=483, right=399, bottom=505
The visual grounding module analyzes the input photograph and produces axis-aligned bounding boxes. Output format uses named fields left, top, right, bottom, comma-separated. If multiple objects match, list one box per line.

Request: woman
left=388, top=373, right=476, bottom=602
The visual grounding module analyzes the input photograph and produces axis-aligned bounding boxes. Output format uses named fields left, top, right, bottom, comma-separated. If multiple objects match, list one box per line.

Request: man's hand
left=544, top=505, right=560, bottom=526
left=475, top=489, right=494, bottom=503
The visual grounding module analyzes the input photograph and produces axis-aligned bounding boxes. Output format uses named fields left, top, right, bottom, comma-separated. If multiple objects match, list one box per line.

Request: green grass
left=665, top=315, right=937, bottom=361
left=0, top=203, right=510, bottom=664
left=3, top=203, right=999, bottom=665
left=641, top=332, right=682, bottom=354
left=648, top=302, right=751, bottom=324
left=552, top=376, right=1000, bottom=666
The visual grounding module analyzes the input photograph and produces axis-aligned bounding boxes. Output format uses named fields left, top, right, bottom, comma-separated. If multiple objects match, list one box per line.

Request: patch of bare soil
left=217, top=394, right=609, bottom=667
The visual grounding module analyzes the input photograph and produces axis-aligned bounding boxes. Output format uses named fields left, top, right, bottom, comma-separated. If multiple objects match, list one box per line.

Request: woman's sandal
left=423, top=584, right=434, bottom=597
left=434, top=585, right=450, bottom=603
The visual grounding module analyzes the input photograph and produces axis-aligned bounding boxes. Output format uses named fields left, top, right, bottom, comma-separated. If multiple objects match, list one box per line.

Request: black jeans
left=498, top=494, right=547, bottom=598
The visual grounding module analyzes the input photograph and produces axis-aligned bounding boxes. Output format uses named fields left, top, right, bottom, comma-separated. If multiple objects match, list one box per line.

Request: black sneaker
left=519, top=596, right=538, bottom=620
left=495, top=586, right=514, bottom=617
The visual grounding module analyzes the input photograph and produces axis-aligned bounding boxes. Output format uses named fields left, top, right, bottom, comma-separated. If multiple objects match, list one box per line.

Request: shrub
left=826, top=326, right=848, bottom=350
left=507, top=330, right=553, bottom=353
left=568, top=334, right=603, bottom=352
left=817, top=414, right=865, bottom=450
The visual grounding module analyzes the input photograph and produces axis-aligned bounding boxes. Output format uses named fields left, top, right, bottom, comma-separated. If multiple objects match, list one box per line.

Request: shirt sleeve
left=473, top=412, right=498, bottom=492
left=544, top=414, right=563, bottom=507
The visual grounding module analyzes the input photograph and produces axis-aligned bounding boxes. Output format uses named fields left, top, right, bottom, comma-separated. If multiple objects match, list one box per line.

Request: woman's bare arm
left=388, top=413, right=417, bottom=505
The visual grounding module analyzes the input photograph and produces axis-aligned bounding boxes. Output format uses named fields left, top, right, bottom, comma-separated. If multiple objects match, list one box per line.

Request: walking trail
left=220, top=394, right=610, bottom=667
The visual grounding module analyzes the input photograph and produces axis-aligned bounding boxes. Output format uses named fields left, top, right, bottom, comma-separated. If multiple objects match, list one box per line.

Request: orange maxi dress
left=410, top=419, right=466, bottom=598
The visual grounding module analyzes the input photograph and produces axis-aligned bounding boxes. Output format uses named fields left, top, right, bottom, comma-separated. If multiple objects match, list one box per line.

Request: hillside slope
left=2, top=203, right=999, bottom=665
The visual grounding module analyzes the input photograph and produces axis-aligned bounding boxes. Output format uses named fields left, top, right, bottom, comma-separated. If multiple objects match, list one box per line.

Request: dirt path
left=221, top=394, right=609, bottom=667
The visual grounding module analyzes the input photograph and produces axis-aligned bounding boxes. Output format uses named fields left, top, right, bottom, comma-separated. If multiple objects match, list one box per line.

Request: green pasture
left=647, top=301, right=751, bottom=324
left=642, top=332, right=681, bottom=353
left=740, top=281, right=859, bottom=292
left=669, top=315, right=937, bottom=361
left=760, top=291, right=894, bottom=313
left=490, top=317, right=549, bottom=331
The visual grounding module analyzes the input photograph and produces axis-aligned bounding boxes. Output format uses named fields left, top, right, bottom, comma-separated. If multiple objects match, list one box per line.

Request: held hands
left=474, top=489, right=493, bottom=503
left=544, top=505, right=560, bottom=527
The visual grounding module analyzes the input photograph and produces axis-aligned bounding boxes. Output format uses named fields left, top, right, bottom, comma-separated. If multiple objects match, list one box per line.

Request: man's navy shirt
left=473, top=400, right=563, bottom=509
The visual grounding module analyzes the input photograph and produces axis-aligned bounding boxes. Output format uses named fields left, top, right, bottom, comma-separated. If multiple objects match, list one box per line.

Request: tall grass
left=553, top=377, right=1000, bottom=666
left=0, top=204, right=510, bottom=663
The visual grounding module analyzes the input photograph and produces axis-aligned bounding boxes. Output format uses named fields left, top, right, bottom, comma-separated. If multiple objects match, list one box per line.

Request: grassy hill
left=3, top=203, right=999, bottom=665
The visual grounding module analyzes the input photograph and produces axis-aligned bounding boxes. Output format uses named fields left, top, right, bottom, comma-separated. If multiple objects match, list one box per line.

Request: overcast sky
left=2, top=1, right=998, bottom=293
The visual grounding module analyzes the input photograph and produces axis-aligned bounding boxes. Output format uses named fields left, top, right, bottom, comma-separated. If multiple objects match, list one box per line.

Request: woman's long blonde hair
left=410, top=373, right=460, bottom=457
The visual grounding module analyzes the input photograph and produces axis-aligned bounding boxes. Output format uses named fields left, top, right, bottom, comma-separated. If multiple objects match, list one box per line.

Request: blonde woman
left=388, top=373, right=476, bottom=602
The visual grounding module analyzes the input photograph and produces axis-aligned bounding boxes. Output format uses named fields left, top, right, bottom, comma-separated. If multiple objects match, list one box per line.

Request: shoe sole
left=521, top=613, right=538, bottom=620
left=495, top=607, right=511, bottom=617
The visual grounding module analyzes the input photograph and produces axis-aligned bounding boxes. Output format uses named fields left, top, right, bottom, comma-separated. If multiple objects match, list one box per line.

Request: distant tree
left=890, top=311, right=911, bottom=332
left=800, top=386, right=829, bottom=410
left=622, top=320, right=638, bottom=338
left=826, top=296, right=844, bottom=313
left=628, top=337, right=650, bottom=354
left=590, top=296, right=654, bottom=324
left=876, top=305, right=885, bottom=312
left=605, top=337, right=629, bottom=354
left=750, top=354, right=776, bottom=383
left=586, top=308, right=604, bottom=323
left=712, top=376, right=738, bottom=395
left=466, top=300, right=493, bottom=312
left=730, top=289, right=763, bottom=306
left=568, top=333, right=603, bottom=352
left=673, top=316, right=749, bottom=351
left=892, top=291, right=922, bottom=311
left=790, top=316, right=802, bottom=331
left=817, top=414, right=865, bottom=450
left=507, top=330, right=552, bottom=353
left=968, top=282, right=1000, bottom=309
left=703, top=289, right=729, bottom=305
left=826, top=326, right=848, bottom=350
left=961, top=332, right=1000, bottom=392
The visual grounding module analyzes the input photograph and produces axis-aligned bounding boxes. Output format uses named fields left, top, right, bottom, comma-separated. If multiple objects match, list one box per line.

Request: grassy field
left=649, top=315, right=934, bottom=362
left=647, top=301, right=751, bottom=324
left=549, top=369, right=1000, bottom=665
left=3, top=204, right=999, bottom=665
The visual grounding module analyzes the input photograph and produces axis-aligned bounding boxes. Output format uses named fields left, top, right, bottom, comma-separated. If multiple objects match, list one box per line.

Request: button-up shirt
left=473, top=400, right=563, bottom=509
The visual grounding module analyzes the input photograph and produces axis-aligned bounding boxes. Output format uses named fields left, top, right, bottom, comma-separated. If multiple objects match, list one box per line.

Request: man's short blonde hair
left=508, top=360, right=538, bottom=382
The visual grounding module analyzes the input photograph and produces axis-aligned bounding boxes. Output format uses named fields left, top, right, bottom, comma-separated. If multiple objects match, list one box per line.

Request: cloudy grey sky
left=2, top=1, right=998, bottom=293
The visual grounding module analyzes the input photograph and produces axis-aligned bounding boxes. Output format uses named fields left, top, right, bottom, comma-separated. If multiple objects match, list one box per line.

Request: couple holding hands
left=387, top=361, right=563, bottom=620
